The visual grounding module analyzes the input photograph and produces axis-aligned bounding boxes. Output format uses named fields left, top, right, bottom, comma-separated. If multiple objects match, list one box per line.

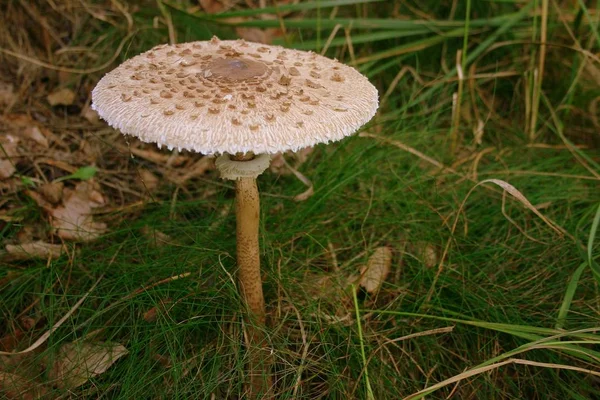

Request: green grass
left=1, top=0, right=599, bottom=399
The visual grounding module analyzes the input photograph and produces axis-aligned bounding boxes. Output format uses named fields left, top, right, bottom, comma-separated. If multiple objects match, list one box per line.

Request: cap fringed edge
left=215, top=153, right=271, bottom=180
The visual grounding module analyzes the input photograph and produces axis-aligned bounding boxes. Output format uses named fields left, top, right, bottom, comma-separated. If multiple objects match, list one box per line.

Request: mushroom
left=91, top=36, right=378, bottom=396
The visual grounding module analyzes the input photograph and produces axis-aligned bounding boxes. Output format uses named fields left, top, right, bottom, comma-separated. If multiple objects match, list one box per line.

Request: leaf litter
left=5, top=241, right=64, bottom=260
left=358, top=246, right=393, bottom=294
left=0, top=278, right=124, bottom=397
left=49, top=341, right=128, bottom=389
left=49, top=181, right=107, bottom=242
left=46, top=87, right=76, bottom=107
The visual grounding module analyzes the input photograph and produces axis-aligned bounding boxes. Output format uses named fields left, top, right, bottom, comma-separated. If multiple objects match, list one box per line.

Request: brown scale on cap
left=93, top=36, right=379, bottom=154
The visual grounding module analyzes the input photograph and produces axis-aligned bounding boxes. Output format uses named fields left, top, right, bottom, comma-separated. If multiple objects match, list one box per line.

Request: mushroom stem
left=235, top=176, right=265, bottom=324
left=232, top=153, right=271, bottom=398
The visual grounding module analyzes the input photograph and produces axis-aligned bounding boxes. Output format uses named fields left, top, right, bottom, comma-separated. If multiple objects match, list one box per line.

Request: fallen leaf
left=0, top=372, right=48, bottom=399
left=47, top=88, right=76, bottom=106
left=50, top=181, right=107, bottom=241
left=141, top=226, right=174, bottom=247
left=143, top=298, right=172, bottom=323
left=199, top=0, right=224, bottom=13
left=0, top=134, right=20, bottom=179
left=359, top=247, right=392, bottom=294
left=49, top=341, right=128, bottom=389
left=19, top=317, right=37, bottom=331
left=25, top=189, right=52, bottom=210
left=15, top=224, right=38, bottom=243
left=138, top=168, right=159, bottom=192
left=421, top=243, right=438, bottom=268
left=22, top=126, right=49, bottom=148
left=40, top=182, right=64, bottom=204
left=5, top=241, right=64, bottom=260
left=0, top=330, right=25, bottom=352
left=1, top=114, right=59, bottom=148
left=0, top=134, right=20, bottom=158
left=81, top=106, right=100, bottom=124
left=0, top=330, right=31, bottom=370
left=0, top=159, right=16, bottom=180
left=0, top=81, right=16, bottom=107
left=236, top=27, right=272, bottom=44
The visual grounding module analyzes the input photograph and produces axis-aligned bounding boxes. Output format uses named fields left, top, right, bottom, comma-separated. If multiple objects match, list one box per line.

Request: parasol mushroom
left=92, top=36, right=378, bottom=397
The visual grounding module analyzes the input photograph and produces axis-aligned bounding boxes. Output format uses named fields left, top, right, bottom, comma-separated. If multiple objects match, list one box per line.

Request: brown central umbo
left=207, top=57, right=268, bottom=81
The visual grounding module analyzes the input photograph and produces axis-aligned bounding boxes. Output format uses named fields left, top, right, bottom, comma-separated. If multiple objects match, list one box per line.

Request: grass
left=1, top=0, right=599, bottom=398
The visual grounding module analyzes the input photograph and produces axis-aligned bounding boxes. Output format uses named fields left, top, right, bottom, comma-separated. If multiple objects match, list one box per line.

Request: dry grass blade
left=359, top=133, right=453, bottom=172
left=404, top=358, right=600, bottom=400
left=0, top=275, right=103, bottom=356
left=426, top=178, right=566, bottom=303
left=477, top=179, right=564, bottom=236
left=281, top=157, right=314, bottom=202
left=0, top=31, right=137, bottom=74
left=386, top=326, right=454, bottom=344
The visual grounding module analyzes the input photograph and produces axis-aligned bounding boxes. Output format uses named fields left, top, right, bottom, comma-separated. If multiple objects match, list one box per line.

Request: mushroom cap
left=92, top=37, right=379, bottom=155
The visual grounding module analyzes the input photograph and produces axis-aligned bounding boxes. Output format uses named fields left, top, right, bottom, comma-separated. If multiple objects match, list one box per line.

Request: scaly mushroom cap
left=92, top=37, right=379, bottom=155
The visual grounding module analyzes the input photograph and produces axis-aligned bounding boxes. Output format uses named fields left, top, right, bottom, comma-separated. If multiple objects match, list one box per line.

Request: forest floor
left=1, top=1, right=599, bottom=399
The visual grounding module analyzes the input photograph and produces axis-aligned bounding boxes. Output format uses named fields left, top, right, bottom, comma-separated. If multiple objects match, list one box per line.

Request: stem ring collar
left=215, top=153, right=271, bottom=180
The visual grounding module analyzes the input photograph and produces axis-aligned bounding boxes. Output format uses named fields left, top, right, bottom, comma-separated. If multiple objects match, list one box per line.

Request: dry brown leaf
left=1, top=115, right=58, bottom=148
left=141, top=226, right=174, bottom=247
left=81, top=107, right=100, bottom=124
left=49, top=341, right=128, bottom=389
left=143, top=298, right=172, bottom=323
left=423, top=244, right=438, bottom=268
left=199, top=0, right=225, bottom=13
left=40, top=182, right=64, bottom=204
left=359, top=247, right=392, bottom=293
left=414, top=242, right=438, bottom=268
left=138, top=168, right=159, bottom=192
left=5, top=241, right=64, bottom=260
left=0, top=159, right=16, bottom=179
left=47, top=88, right=76, bottom=106
left=50, top=181, right=107, bottom=241
left=0, top=372, right=48, bottom=399
left=0, top=330, right=25, bottom=352
left=19, top=317, right=37, bottom=331
left=236, top=27, right=273, bottom=44
left=0, top=134, right=20, bottom=157
left=0, top=134, right=19, bottom=179
left=15, top=225, right=38, bottom=243
left=24, top=190, right=51, bottom=210
left=21, top=126, right=49, bottom=148
left=0, top=81, right=16, bottom=107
